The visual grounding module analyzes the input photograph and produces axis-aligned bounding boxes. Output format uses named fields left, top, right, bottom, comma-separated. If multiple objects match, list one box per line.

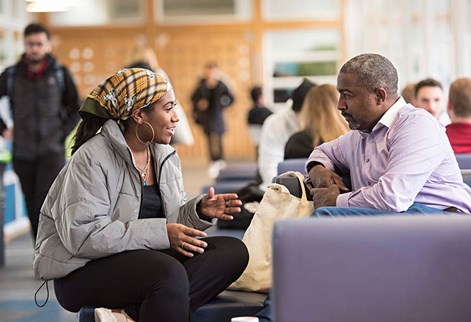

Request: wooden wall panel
left=50, top=28, right=257, bottom=163
left=156, top=30, right=256, bottom=162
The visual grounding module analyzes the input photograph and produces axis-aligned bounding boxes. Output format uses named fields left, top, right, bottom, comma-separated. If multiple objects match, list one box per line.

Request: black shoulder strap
left=51, top=61, right=65, bottom=94
left=6, top=66, right=16, bottom=98
left=6, top=63, right=65, bottom=97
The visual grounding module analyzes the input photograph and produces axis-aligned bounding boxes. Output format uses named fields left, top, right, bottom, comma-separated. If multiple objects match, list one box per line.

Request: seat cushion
left=78, top=291, right=265, bottom=322
left=192, top=290, right=265, bottom=322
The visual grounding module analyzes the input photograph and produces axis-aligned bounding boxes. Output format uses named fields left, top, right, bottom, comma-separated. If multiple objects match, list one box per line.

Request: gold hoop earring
left=136, top=121, right=155, bottom=145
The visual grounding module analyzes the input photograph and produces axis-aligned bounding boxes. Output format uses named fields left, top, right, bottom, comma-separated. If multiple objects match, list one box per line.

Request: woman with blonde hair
left=284, top=84, right=349, bottom=159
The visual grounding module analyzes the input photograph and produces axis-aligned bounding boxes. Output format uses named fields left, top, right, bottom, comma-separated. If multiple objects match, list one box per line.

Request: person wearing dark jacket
left=191, top=62, right=234, bottom=178
left=247, top=86, right=273, bottom=148
left=0, top=23, right=80, bottom=242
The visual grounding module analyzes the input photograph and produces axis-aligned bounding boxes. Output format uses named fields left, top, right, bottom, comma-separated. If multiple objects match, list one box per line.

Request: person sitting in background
left=257, top=78, right=315, bottom=189
left=400, top=82, right=416, bottom=104
left=446, top=77, right=471, bottom=154
left=413, top=77, right=449, bottom=125
left=306, top=53, right=471, bottom=217
left=247, top=86, right=273, bottom=148
left=33, top=68, right=248, bottom=322
left=284, top=84, right=349, bottom=159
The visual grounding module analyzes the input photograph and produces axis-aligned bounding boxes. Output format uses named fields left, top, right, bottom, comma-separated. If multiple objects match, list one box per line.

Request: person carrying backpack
left=0, top=23, right=80, bottom=243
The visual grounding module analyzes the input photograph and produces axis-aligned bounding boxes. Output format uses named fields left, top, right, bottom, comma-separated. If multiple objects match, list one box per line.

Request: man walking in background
left=191, top=62, right=234, bottom=178
left=0, top=23, right=80, bottom=243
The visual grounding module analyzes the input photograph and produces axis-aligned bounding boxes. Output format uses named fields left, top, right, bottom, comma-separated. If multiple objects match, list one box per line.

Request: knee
left=208, top=237, right=249, bottom=273
left=312, top=206, right=335, bottom=217
left=147, top=256, right=189, bottom=301
left=153, top=257, right=189, bottom=289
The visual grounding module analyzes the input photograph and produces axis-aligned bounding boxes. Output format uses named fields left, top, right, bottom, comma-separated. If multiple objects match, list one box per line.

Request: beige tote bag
left=230, top=171, right=314, bottom=293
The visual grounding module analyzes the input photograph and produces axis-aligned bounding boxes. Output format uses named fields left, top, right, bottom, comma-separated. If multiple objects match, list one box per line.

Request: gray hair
left=340, top=53, right=398, bottom=94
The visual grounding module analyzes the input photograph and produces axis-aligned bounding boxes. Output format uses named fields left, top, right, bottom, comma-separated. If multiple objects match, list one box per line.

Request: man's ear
left=447, top=100, right=453, bottom=114
left=375, top=88, right=387, bottom=105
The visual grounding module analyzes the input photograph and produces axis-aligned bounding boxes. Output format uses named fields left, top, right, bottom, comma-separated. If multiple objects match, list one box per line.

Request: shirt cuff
left=336, top=192, right=351, bottom=207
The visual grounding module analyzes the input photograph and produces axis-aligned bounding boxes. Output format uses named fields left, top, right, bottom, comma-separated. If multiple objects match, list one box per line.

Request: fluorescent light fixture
left=25, top=0, right=78, bottom=13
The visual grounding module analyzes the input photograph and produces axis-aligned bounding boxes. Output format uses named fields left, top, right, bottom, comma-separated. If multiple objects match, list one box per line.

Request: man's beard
left=26, top=54, right=45, bottom=64
left=342, top=112, right=360, bottom=130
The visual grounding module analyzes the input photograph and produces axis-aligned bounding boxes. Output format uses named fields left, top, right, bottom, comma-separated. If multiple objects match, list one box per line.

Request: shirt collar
left=357, top=97, right=407, bottom=138
left=377, top=96, right=407, bottom=129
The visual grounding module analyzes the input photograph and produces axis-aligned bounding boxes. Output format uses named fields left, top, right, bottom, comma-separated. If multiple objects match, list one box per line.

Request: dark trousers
left=54, top=236, right=248, bottom=322
left=13, top=153, right=65, bottom=243
left=206, top=132, right=224, bottom=161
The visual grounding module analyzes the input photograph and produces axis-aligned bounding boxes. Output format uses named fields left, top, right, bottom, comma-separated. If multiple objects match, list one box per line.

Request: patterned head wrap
left=79, top=68, right=170, bottom=123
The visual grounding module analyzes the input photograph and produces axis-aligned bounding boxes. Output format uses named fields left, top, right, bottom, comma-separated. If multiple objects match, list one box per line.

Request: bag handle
left=283, top=171, right=311, bottom=203
left=295, top=171, right=311, bottom=203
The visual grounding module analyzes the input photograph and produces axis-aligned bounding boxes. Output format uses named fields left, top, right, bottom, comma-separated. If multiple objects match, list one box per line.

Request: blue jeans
left=257, top=203, right=456, bottom=322
left=313, top=203, right=455, bottom=217
left=256, top=292, right=272, bottom=322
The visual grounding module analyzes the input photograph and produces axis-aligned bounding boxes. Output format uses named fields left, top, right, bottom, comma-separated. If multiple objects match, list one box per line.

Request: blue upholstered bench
left=216, top=163, right=257, bottom=183
left=78, top=290, right=265, bottom=322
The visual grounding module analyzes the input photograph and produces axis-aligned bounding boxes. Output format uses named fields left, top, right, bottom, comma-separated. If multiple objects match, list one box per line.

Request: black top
left=139, top=184, right=165, bottom=219
left=247, top=104, right=273, bottom=125
left=284, top=129, right=321, bottom=160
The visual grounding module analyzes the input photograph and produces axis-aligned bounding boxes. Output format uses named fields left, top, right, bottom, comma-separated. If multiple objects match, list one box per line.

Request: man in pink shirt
left=446, top=78, right=471, bottom=154
left=306, top=53, right=471, bottom=216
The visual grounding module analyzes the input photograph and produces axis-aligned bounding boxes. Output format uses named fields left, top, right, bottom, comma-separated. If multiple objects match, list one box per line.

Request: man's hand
left=2, top=128, right=13, bottom=140
left=311, top=185, right=341, bottom=208
left=308, top=165, right=349, bottom=191
left=196, top=99, right=209, bottom=111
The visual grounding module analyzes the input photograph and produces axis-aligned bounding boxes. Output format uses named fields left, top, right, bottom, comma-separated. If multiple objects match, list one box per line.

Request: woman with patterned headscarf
left=33, top=68, right=249, bottom=322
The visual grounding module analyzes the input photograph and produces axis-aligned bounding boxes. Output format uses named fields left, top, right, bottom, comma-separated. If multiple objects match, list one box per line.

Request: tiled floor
left=0, top=160, right=224, bottom=322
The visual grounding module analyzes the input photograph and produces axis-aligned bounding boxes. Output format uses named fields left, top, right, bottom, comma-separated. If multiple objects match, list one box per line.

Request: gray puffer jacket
left=33, top=120, right=212, bottom=280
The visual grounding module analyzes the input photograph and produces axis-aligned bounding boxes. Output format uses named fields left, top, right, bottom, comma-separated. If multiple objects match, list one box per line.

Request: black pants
left=54, top=236, right=248, bottom=322
left=13, top=153, right=65, bottom=243
left=206, top=132, right=224, bottom=161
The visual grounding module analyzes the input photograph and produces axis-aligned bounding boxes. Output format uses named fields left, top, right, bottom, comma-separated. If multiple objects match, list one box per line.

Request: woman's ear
left=131, top=109, right=144, bottom=124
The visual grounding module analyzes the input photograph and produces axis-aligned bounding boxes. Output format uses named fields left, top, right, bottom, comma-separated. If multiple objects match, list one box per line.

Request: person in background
left=284, top=84, right=349, bottom=159
left=306, top=53, right=471, bottom=216
left=0, top=23, right=80, bottom=243
left=413, top=77, right=449, bottom=124
left=247, top=86, right=273, bottom=150
left=33, top=68, right=248, bottom=322
left=400, top=82, right=416, bottom=104
left=257, top=78, right=315, bottom=190
left=191, top=62, right=235, bottom=178
left=446, top=77, right=471, bottom=154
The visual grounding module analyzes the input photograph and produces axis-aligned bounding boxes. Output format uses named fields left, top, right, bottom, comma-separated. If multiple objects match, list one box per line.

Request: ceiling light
left=25, top=0, right=77, bottom=13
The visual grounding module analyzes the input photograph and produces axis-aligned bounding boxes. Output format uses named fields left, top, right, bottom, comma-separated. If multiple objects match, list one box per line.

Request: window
left=156, top=0, right=251, bottom=23
left=264, top=29, right=340, bottom=109
left=263, top=0, right=339, bottom=20
left=343, top=0, right=471, bottom=91
left=49, top=0, right=144, bottom=26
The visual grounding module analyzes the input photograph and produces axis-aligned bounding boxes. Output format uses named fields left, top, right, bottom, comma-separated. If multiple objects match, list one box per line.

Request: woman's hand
left=167, top=223, right=208, bottom=257
left=198, top=187, right=242, bottom=221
